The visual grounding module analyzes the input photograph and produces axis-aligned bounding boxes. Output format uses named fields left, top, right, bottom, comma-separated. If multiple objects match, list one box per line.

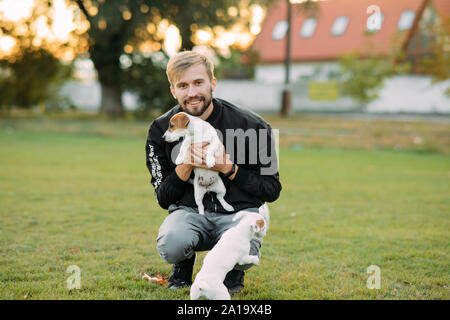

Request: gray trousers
left=157, top=205, right=262, bottom=271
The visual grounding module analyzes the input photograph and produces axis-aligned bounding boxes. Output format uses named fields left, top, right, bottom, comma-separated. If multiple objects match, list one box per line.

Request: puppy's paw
left=251, top=256, right=260, bottom=265
left=205, top=156, right=215, bottom=168
left=175, top=155, right=184, bottom=165
left=242, top=255, right=259, bottom=266
left=237, top=255, right=259, bottom=266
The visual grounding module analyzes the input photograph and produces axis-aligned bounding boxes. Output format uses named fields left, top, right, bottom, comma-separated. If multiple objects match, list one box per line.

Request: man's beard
left=179, top=88, right=213, bottom=117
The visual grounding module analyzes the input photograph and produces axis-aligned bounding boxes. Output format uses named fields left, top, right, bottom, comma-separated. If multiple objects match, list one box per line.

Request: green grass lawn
left=0, top=119, right=449, bottom=299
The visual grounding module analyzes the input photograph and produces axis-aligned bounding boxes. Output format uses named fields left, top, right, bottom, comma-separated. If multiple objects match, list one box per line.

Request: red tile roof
left=253, top=0, right=426, bottom=62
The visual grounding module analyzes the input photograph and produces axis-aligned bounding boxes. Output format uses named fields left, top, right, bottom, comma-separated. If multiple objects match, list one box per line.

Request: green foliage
left=162, top=0, right=244, bottom=50
left=338, top=51, right=411, bottom=106
left=73, top=0, right=159, bottom=116
left=0, top=48, right=72, bottom=110
left=122, top=51, right=175, bottom=115
left=215, top=48, right=260, bottom=79
left=294, top=0, right=321, bottom=18
left=416, top=17, right=450, bottom=84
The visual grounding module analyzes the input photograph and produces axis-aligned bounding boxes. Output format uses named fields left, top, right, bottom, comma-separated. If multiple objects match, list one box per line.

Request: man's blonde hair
left=166, top=51, right=214, bottom=86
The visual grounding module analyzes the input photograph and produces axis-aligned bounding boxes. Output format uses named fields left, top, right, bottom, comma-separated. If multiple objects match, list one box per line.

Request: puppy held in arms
left=163, top=112, right=234, bottom=215
left=190, top=210, right=267, bottom=300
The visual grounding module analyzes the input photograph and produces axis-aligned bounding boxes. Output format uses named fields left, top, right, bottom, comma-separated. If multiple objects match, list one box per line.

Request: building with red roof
left=215, top=0, right=449, bottom=113
left=252, top=0, right=449, bottom=83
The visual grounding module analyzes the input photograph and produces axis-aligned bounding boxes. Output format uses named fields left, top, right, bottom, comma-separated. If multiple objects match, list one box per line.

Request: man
left=145, top=50, right=281, bottom=293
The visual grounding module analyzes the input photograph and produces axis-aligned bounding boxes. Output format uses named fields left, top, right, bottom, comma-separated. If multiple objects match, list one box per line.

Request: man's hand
left=175, top=142, right=207, bottom=182
left=190, top=142, right=238, bottom=179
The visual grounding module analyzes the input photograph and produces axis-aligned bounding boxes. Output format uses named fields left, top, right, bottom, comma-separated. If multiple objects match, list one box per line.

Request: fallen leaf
left=143, top=273, right=168, bottom=286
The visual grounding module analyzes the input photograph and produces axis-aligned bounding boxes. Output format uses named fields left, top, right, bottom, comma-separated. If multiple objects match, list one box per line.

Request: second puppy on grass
left=190, top=210, right=267, bottom=300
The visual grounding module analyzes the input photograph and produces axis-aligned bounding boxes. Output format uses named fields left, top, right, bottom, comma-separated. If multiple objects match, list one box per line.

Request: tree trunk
left=180, top=23, right=194, bottom=51
left=100, top=82, right=124, bottom=118
left=280, top=89, right=292, bottom=117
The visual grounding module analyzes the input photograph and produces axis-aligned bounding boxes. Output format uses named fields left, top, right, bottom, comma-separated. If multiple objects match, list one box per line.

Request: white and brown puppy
left=163, top=112, right=234, bottom=215
left=190, top=211, right=267, bottom=300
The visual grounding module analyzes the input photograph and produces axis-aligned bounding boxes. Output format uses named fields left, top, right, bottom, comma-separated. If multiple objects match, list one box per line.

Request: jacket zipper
left=211, top=193, right=217, bottom=212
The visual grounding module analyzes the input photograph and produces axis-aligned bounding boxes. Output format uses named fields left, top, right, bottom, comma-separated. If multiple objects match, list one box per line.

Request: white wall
left=61, top=81, right=139, bottom=111
left=213, top=80, right=283, bottom=112
left=248, top=63, right=450, bottom=113
left=366, top=75, right=450, bottom=113
left=214, top=79, right=359, bottom=112
left=61, top=65, right=450, bottom=114
left=215, top=76, right=450, bottom=114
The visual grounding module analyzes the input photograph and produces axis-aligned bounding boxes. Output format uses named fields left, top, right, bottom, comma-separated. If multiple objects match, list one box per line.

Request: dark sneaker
left=167, top=254, right=195, bottom=290
left=223, top=269, right=245, bottom=294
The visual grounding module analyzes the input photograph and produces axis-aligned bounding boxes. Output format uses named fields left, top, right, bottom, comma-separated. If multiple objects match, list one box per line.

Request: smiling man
left=171, top=63, right=215, bottom=117
left=145, top=50, right=281, bottom=294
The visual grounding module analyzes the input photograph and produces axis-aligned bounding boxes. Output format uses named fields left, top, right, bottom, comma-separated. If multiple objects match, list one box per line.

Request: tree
left=0, top=48, right=72, bottom=110
left=415, top=15, right=450, bottom=83
left=166, top=0, right=241, bottom=51
left=338, top=49, right=411, bottom=106
left=122, top=51, right=174, bottom=115
left=74, top=0, right=161, bottom=117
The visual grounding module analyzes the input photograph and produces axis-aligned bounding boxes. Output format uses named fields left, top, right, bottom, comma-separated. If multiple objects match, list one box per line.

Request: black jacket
left=145, top=98, right=282, bottom=213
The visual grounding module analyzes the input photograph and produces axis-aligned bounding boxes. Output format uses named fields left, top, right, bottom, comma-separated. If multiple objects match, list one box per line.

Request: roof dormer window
left=331, top=16, right=349, bottom=36
left=300, top=18, right=317, bottom=38
left=272, top=21, right=288, bottom=40
left=398, top=10, right=416, bottom=30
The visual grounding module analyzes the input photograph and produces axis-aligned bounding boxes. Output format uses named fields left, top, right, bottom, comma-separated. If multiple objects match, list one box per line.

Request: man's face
left=170, top=63, right=216, bottom=117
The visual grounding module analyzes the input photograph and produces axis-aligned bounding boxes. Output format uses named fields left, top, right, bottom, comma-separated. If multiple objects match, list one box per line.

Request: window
left=272, top=21, right=288, bottom=40
left=398, top=10, right=416, bottom=30
left=300, top=18, right=317, bottom=38
left=331, top=16, right=349, bottom=36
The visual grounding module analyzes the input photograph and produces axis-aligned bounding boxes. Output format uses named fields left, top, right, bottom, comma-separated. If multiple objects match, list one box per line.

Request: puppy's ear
left=251, top=221, right=261, bottom=233
left=253, top=218, right=267, bottom=236
left=258, top=203, right=270, bottom=225
left=171, top=113, right=190, bottom=129
left=256, top=219, right=265, bottom=229
left=180, top=114, right=190, bottom=129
